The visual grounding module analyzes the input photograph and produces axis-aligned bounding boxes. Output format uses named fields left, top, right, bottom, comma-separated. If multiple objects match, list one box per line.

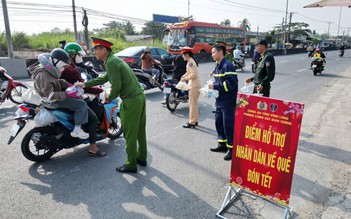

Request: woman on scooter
left=29, top=48, right=105, bottom=157
left=180, top=47, right=201, bottom=128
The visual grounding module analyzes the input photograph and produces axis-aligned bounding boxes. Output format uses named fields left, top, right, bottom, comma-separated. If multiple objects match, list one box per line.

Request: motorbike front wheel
left=107, top=112, right=123, bottom=139
left=21, top=127, right=56, bottom=162
left=9, top=84, right=29, bottom=104
left=166, top=91, right=179, bottom=112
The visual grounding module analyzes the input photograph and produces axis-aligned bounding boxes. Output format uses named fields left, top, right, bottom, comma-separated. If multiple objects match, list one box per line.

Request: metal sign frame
left=216, top=185, right=293, bottom=219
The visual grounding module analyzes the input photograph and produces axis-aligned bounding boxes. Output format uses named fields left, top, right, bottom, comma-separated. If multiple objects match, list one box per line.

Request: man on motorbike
left=339, top=44, right=345, bottom=57
left=233, top=45, right=245, bottom=69
left=63, top=42, right=97, bottom=80
left=310, top=48, right=326, bottom=70
left=141, top=47, right=161, bottom=85
left=61, top=42, right=104, bottom=122
left=28, top=48, right=105, bottom=157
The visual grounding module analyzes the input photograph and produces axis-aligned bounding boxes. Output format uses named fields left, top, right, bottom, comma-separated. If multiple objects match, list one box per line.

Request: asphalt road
left=0, top=50, right=350, bottom=219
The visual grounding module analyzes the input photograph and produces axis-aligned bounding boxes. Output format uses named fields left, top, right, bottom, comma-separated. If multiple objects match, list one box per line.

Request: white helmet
left=144, top=47, right=151, bottom=53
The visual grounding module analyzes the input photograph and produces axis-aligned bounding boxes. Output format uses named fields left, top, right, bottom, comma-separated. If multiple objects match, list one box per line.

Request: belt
left=121, top=92, right=142, bottom=100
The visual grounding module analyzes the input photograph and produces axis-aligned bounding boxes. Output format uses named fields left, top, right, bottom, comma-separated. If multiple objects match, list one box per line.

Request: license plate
left=312, top=65, right=317, bottom=68
left=163, top=87, right=171, bottom=94
left=9, top=123, right=20, bottom=137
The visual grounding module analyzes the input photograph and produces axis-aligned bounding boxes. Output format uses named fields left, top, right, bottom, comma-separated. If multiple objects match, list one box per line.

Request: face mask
left=75, top=55, right=83, bottom=64
left=55, top=60, right=69, bottom=72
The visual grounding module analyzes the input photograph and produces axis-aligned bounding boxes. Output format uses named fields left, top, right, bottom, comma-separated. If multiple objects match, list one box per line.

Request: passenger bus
left=164, top=21, right=245, bottom=54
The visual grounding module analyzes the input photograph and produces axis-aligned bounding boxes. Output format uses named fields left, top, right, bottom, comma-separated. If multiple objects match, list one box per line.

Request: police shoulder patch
left=189, top=62, right=194, bottom=67
left=265, top=61, right=271, bottom=67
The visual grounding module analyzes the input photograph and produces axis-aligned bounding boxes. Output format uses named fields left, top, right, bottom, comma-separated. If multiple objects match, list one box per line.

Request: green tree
left=123, top=21, right=136, bottom=35
left=141, top=21, right=167, bottom=40
left=264, top=32, right=274, bottom=45
left=12, top=32, right=30, bottom=49
left=237, top=18, right=251, bottom=32
left=237, top=18, right=251, bottom=47
left=289, top=22, right=312, bottom=41
left=179, top=15, right=194, bottom=21
left=220, top=19, right=231, bottom=26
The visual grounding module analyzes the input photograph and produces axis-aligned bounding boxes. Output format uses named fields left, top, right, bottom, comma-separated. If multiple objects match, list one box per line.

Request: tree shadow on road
left=22, top=140, right=218, bottom=219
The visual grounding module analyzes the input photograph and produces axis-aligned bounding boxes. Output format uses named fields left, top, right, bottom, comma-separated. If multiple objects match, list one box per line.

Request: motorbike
left=233, top=54, right=247, bottom=71
left=310, top=57, right=324, bottom=76
left=163, top=79, right=189, bottom=112
left=0, top=68, right=29, bottom=105
left=339, top=49, right=344, bottom=57
left=133, top=64, right=167, bottom=91
left=78, top=61, right=100, bottom=81
left=251, top=58, right=259, bottom=73
left=7, top=92, right=122, bottom=162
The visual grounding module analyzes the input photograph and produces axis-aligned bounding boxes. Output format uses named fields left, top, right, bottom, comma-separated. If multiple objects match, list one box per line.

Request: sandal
left=88, top=150, right=106, bottom=157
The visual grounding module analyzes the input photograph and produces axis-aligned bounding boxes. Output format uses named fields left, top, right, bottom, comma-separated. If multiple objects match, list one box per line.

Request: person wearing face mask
left=61, top=43, right=102, bottom=95
left=28, top=48, right=105, bottom=157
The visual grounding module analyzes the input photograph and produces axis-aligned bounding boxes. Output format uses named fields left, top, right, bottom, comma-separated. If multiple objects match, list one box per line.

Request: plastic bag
left=175, top=81, right=189, bottom=91
left=239, top=83, right=254, bottom=94
left=65, top=86, right=84, bottom=97
left=34, top=108, right=58, bottom=127
left=199, top=87, right=219, bottom=98
left=22, top=89, right=42, bottom=106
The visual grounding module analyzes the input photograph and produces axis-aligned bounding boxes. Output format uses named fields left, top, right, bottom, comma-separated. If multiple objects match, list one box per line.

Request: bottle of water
left=99, top=92, right=105, bottom=103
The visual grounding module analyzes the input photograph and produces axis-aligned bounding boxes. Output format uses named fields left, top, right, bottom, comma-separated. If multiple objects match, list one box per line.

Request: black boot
left=210, top=143, right=227, bottom=152
left=223, top=148, right=232, bottom=161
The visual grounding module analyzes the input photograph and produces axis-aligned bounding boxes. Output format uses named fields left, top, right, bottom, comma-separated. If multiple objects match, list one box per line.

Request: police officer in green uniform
left=245, top=39, right=275, bottom=97
left=75, top=37, right=147, bottom=174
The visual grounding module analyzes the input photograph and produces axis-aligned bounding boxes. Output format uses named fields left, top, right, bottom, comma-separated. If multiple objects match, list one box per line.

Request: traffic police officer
left=208, top=43, right=238, bottom=161
left=75, top=37, right=147, bottom=174
left=245, top=39, right=275, bottom=97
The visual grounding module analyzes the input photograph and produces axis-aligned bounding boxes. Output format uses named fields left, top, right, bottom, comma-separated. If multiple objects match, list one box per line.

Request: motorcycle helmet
left=144, top=47, right=151, bottom=53
left=64, top=43, right=86, bottom=64
left=316, top=48, right=320, bottom=52
left=50, top=48, right=71, bottom=72
left=64, top=42, right=86, bottom=56
left=236, top=45, right=241, bottom=49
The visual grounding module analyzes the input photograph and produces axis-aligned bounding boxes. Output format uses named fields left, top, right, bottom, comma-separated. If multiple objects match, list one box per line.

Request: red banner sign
left=230, top=93, right=304, bottom=206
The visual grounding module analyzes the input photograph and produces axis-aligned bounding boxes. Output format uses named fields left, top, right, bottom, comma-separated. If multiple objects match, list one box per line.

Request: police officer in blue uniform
left=208, top=43, right=238, bottom=161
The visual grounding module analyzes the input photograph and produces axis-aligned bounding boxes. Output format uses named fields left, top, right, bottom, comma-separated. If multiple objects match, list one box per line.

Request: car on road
left=114, top=46, right=174, bottom=72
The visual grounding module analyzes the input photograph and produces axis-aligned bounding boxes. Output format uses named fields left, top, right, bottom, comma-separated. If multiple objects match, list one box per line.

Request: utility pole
left=1, top=0, right=14, bottom=58
left=327, top=22, right=331, bottom=38
left=337, top=7, right=342, bottom=39
left=281, top=17, right=285, bottom=48
left=72, top=0, right=78, bottom=42
left=256, top=25, right=259, bottom=42
left=283, top=0, right=289, bottom=54
left=287, top=12, right=295, bottom=44
left=188, top=0, right=190, bottom=17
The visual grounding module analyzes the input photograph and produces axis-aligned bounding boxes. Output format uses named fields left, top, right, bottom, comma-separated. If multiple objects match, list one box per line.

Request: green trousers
left=120, top=93, right=147, bottom=168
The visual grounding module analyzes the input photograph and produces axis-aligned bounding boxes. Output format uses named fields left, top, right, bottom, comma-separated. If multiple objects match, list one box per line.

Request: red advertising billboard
left=231, top=93, right=304, bottom=206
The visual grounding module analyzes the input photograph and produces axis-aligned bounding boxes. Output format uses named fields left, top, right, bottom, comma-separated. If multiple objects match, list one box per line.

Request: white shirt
left=233, top=49, right=244, bottom=59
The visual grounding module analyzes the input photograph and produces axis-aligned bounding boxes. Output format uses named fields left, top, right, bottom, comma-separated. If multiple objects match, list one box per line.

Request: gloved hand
left=67, top=90, right=80, bottom=98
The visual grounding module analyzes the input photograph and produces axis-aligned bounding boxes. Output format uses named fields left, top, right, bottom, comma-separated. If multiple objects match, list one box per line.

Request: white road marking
left=297, top=69, right=306, bottom=72
left=280, top=60, right=288, bottom=63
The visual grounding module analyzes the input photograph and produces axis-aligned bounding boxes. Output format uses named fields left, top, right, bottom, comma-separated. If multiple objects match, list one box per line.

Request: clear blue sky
left=1, top=0, right=350, bottom=36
